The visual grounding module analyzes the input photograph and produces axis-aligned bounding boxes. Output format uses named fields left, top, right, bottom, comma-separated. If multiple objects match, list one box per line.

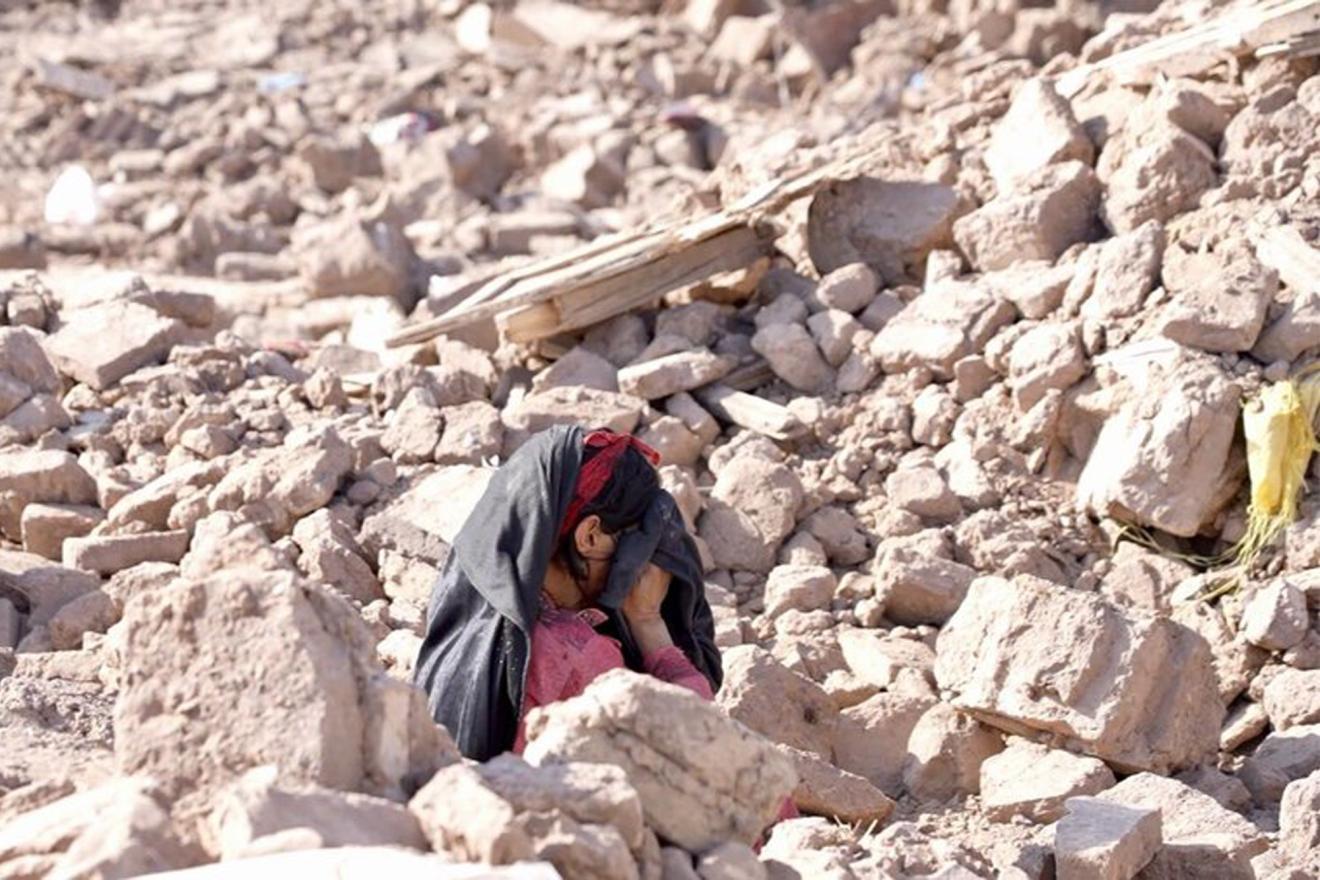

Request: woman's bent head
left=550, top=435, right=660, bottom=607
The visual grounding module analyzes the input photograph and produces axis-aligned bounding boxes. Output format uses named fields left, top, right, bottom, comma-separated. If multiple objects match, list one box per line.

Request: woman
left=414, top=424, right=722, bottom=761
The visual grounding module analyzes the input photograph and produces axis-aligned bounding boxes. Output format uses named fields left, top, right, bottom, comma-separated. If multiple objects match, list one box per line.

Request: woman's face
left=574, top=515, right=619, bottom=603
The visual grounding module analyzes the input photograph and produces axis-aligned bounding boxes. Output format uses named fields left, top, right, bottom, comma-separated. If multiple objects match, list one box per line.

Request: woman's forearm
left=625, top=614, right=674, bottom=656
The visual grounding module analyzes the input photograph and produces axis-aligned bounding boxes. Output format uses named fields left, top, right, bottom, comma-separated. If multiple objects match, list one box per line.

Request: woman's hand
left=621, top=563, right=670, bottom=622
left=621, top=563, right=674, bottom=654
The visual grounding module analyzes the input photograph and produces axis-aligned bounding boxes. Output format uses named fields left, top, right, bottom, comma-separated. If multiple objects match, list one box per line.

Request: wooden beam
left=499, top=225, right=770, bottom=343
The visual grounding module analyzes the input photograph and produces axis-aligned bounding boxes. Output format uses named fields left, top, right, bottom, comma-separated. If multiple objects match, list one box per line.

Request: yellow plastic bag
left=1237, top=366, right=1320, bottom=569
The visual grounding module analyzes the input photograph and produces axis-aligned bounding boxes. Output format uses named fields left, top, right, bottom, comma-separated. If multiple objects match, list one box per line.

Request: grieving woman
left=413, top=425, right=722, bottom=761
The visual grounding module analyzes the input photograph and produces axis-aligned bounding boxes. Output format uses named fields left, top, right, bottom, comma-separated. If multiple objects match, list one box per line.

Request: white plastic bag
left=44, top=165, right=100, bottom=226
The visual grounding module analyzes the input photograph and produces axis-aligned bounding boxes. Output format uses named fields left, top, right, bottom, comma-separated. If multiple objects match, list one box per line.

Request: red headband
left=558, top=430, right=661, bottom=539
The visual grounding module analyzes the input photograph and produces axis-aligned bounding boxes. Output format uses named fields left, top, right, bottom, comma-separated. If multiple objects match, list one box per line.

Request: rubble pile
left=1, top=0, right=1320, bottom=877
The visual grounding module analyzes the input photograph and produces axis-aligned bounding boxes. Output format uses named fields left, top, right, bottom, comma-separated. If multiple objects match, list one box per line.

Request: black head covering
left=413, top=424, right=722, bottom=761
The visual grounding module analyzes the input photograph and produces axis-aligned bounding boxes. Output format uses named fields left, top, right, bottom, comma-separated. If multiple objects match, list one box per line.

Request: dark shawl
left=413, top=424, right=722, bottom=761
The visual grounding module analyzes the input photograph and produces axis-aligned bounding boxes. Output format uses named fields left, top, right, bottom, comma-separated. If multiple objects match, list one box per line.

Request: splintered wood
left=385, top=142, right=894, bottom=349
left=1058, top=0, right=1320, bottom=96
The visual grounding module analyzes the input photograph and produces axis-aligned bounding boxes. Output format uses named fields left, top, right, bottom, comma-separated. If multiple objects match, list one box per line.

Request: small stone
left=763, top=565, right=837, bottom=621
left=63, top=530, right=190, bottom=576
left=985, top=78, right=1095, bottom=192
left=1263, top=669, right=1320, bottom=731
left=816, top=263, right=879, bottom=313
left=617, top=349, right=730, bottom=400
left=1241, top=578, right=1309, bottom=651
left=885, top=466, right=960, bottom=521
left=751, top=323, right=833, bottom=393
left=19, top=503, right=103, bottom=561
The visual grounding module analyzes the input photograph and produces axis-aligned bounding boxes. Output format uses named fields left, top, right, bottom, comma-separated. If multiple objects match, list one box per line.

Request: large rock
left=361, top=465, right=491, bottom=570
left=1008, top=321, right=1088, bottom=411
left=985, top=78, right=1095, bottom=192
left=1076, top=349, right=1240, bottom=537
left=114, top=568, right=457, bottom=801
left=1240, top=724, right=1320, bottom=804
left=1263, top=669, right=1320, bottom=731
left=297, top=133, right=383, bottom=194
left=872, top=534, right=977, bottom=625
left=0, top=450, right=98, bottom=541
left=297, top=214, right=416, bottom=305
left=205, top=426, right=353, bottom=537
left=409, top=758, right=643, bottom=880
left=698, top=456, right=803, bottom=573
left=934, top=576, right=1222, bottom=773
left=522, top=670, right=797, bottom=851
left=1254, top=285, right=1320, bottom=364
left=903, top=701, right=1004, bottom=802
left=1157, top=241, right=1277, bottom=353
left=502, top=387, right=646, bottom=454
left=715, top=645, right=837, bottom=760
left=807, top=178, right=963, bottom=282
left=762, top=565, right=836, bottom=621
left=617, top=350, right=729, bottom=400
left=142, top=849, right=561, bottom=879
left=44, top=300, right=186, bottom=390
left=952, top=161, right=1099, bottom=272
left=0, top=548, right=100, bottom=625
left=0, top=326, right=62, bottom=403
left=1098, top=122, right=1216, bottom=234
left=831, top=690, right=937, bottom=796
left=783, top=746, right=894, bottom=824
left=1083, top=221, right=1165, bottom=320
left=980, top=739, right=1115, bottom=823
left=0, top=776, right=189, bottom=878
left=1279, top=770, right=1320, bottom=858
left=205, top=765, right=426, bottom=860
left=870, top=278, right=1016, bottom=378
left=1097, top=774, right=1268, bottom=879
left=1054, top=796, right=1161, bottom=880
left=292, top=509, right=384, bottom=605
left=1241, top=577, right=1309, bottom=652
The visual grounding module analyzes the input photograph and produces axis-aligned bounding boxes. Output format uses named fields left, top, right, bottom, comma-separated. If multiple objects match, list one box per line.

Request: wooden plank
left=496, top=225, right=770, bottom=342
left=386, top=135, right=896, bottom=350
left=694, top=384, right=806, bottom=441
left=1057, top=0, right=1320, bottom=96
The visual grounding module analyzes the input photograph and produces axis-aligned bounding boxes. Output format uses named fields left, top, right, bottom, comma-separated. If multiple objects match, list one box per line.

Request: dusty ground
left=1, top=0, right=1319, bottom=877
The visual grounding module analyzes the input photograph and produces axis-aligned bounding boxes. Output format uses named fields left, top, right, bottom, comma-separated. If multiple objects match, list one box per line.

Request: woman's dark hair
left=558, top=442, right=660, bottom=584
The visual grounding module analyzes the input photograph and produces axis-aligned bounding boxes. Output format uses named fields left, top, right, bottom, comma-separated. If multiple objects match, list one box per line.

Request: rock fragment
left=1241, top=578, right=1309, bottom=651
left=114, top=569, right=456, bottom=800
left=1097, top=774, right=1268, bottom=879
left=1054, top=796, right=1161, bottom=880
left=980, top=740, right=1116, bottom=823
left=935, top=575, right=1222, bottom=773
left=953, top=161, right=1099, bottom=271
left=985, top=79, right=1095, bottom=192
left=808, top=178, right=963, bottom=282
left=1076, top=349, right=1240, bottom=537
left=523, top=670, right=797, bottom=851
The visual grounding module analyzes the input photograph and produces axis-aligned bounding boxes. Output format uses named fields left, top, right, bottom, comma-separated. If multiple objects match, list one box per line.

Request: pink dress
left=512, top=603, right=713, bottom=753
